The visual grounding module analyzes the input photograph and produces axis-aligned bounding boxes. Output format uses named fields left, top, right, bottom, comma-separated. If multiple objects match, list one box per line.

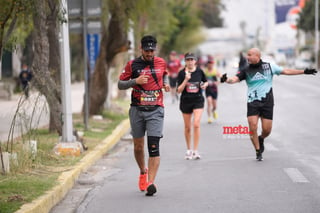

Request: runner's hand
left=200, top=82, right=208, bottom=90
left=304, top=68, right=318, bottom=75
left=220, top=73, right=227, bottom=83
left=136, top=74, right=150, bottom=84
left=163, top=84, right=170, bottom=92
left=185, top=71, right=191, bottom=80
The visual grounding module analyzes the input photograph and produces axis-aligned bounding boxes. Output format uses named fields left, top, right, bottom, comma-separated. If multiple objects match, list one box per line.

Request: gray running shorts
left=129, top=106, right=164, bottom=138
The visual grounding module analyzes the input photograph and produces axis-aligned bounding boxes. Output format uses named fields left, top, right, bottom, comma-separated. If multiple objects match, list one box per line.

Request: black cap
left=184, top=52, right=197, bottom=60
left=141, top=35, right=157, bottom=50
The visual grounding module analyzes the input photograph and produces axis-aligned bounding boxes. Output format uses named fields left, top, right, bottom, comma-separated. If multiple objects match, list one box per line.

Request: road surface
left=51, top=69, right=320, bottom=213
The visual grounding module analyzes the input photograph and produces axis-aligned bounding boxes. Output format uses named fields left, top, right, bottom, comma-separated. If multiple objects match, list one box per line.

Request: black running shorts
left=205, top=90, right=218, bottom=99
left=169, top=76, right=178, bottom=88
left=180, top=96, right=204, bottom=114
left=247, top=98, right=274, bottom=120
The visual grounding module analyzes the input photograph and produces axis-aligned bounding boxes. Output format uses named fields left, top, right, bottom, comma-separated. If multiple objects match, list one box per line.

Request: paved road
left=51, top=72, right=320, bottom=213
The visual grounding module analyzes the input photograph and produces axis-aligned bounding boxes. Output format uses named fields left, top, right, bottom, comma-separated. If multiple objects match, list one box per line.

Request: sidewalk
left=0, top=82, right=84, bottom=142
left=0, top=82, right=131, bottom=213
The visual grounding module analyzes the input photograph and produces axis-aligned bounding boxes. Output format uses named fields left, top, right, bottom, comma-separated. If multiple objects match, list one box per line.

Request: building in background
left=198, top=0, right=308, bottom=68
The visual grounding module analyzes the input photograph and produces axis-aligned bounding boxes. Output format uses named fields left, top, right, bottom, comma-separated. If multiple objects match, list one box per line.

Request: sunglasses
left=185, top=58, right=195, bottom=61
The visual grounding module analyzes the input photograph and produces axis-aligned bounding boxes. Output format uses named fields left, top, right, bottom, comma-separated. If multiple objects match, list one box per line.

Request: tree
left=130, top=0, right=178, bottom=57
left=298, top=0, right=320, bottom=33
left=88, top=0, right=224, bottom=115
left=298, top=0, right=320, bottom=65
left=31, top=0, right=63, bottom=134
left=88, top=0, right=131, bottom=114
left=160, top=0, right=205, bottom=56
left=0, top=0, right=63, bottom=135
left=46, top=0, right=63, bottom=132
left=0, top=0, right=32, bottom=79
left=89, top=0, right=179, bottom=114
left=136, top=0, right=224, bottom=56
left=196, top=0, right=224, bottom=28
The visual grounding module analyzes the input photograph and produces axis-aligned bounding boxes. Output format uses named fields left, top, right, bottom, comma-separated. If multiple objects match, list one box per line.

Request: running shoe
left=258, top=136, right=264, bottom=153
left=193, top=151, right=201, bottom=160
left=145, top=183, right=157, bottom=196
left=139, top=168, right=148, bottom=191
left=256, top=150, right=263, bottom=161
left=208, top=117, right=213, bottom=124
left=213, top=111, right=218, bottom=119
left=185, top=150, right=193, bottom=160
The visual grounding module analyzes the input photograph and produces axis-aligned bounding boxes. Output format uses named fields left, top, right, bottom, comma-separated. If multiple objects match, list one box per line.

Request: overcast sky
left=198, top=0, right=300, bottom=56
left=221, top=0, right=275, bottom=37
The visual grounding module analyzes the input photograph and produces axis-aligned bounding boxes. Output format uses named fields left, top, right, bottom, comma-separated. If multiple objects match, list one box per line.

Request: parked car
left=294, top=58, right=313, bottom=69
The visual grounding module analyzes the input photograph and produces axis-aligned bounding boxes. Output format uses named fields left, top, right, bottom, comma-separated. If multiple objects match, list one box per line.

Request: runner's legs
left=133, top=137, right=146, bottom=173
left=193, top=108, right=204, bottom=151
left=182, top=113, right=192, bottom=150
left=247, top=115, right=260, bottom=150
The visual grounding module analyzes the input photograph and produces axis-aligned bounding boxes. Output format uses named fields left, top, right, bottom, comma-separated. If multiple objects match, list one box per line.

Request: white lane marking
left=265, top=143, right=279, bottom=151
left=284, top=168, right=309, bottom=183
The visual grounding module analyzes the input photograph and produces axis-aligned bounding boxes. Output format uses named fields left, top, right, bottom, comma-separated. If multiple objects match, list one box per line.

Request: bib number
left=140, top=91, right=159, bottom=105
left=186, top=82, right=199, bottom=93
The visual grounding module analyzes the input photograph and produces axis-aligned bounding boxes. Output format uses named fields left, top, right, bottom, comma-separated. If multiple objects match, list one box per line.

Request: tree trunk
left=32, top=0, right=62, bottom=135
left=24, top=32, right=34, bottom=65
left=88, top=33, right=108, bottom=115
left=47, top=0, right=62, bottom=133
left=88, top=1, right=130, bottom=115
left=0, top=28, right=3, bottom=80
left=0, top=59, right=2, bottom=80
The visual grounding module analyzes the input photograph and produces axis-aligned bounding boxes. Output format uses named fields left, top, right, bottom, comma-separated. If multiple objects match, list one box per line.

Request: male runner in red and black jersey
left=118, top=35, right=170, bottom=196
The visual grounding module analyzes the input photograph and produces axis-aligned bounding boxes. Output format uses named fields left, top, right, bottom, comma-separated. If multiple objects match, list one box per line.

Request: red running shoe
left=139, top=168, right=148, bottom=191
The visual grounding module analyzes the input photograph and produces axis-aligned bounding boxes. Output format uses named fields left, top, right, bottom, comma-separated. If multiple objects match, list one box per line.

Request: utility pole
left=68, top=0, right=101, bottom=130
left=316, top=0, right=319, bottom=70
left=54, top=0, right=83, bottom=156
left=82, top=0, right=89, bottom=130
left=60, top=0, right=74, bottom=142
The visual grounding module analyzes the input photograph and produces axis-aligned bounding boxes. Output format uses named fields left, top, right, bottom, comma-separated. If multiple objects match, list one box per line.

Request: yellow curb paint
left=15, top=119, right=130, bottom=213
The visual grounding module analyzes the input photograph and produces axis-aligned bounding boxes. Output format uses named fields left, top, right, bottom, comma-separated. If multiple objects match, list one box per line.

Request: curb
left=15, top=119, right=130, bottom=213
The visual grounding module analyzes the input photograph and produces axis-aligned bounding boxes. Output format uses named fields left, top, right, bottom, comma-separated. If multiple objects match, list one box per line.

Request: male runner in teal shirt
left=221, top=48, right=317, bottom=161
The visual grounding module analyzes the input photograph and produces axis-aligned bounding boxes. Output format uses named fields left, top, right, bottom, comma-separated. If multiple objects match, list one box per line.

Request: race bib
left=140, top=91, right=160, bottom=105
left=208, top=79, right=215, bottom=86
left=186, top=82, right=199, bottom=93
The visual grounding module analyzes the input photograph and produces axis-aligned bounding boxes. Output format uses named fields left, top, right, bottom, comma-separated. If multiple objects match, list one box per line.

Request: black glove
left=304, top=68, right=318, bottom=75
left=220, top=73, right=228, bottom=83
